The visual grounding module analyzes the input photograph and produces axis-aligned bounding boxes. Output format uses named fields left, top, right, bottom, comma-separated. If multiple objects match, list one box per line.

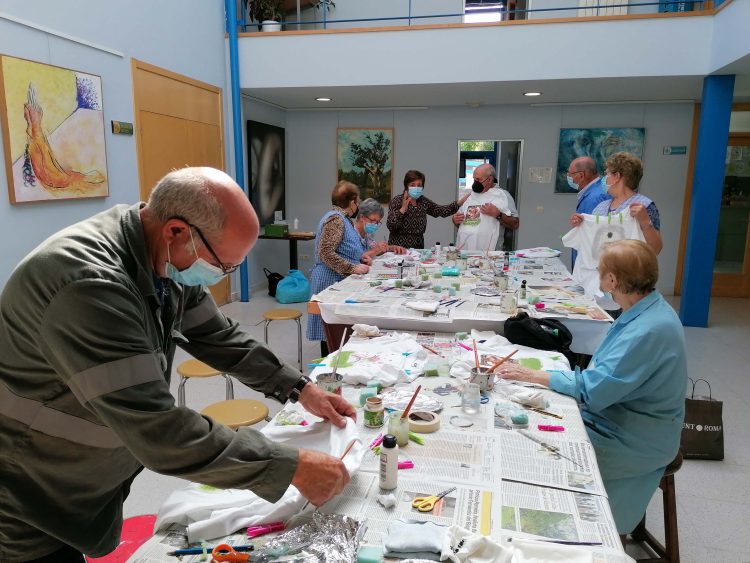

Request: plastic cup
left=461, top=383, right=481, bottom=415
left=388, top=411, right=410, bottom=447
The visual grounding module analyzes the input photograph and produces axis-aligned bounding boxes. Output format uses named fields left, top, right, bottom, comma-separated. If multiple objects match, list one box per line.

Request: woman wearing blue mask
left=386, top=170, right=469, bottom=249
left=356, top=198, right=407, bottom=261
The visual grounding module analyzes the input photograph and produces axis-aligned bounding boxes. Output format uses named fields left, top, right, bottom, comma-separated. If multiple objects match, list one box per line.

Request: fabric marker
left=538, top=425, right=565, bottom=432
left=457, top=342, right=472, bottom=352
left=398, top=460, right=414, bottom=469
left=247, top=521, right=284, bottom=538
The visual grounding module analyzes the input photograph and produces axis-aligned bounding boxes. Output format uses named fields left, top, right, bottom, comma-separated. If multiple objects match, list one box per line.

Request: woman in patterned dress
left=386, top=170, right=470, bottom=249
left=307, top=182, right=370, bottom=356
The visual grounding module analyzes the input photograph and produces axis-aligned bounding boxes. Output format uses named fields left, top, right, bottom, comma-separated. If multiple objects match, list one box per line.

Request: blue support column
left=679, top=74, right=734, bottom=327
left=225, top=0, right=251, bottom=301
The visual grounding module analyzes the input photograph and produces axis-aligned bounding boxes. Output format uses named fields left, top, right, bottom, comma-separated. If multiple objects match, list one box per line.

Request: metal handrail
left=238, top=0, right=707, bottom=32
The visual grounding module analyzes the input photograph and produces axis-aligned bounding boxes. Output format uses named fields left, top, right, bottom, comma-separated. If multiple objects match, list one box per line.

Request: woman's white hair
left=359, top=198, right=384, bottom=219
left=148, top=168, right=226, bottom=240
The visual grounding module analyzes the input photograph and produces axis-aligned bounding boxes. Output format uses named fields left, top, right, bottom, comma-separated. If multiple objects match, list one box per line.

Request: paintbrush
left=330, top=330, right=348, bottom=378
left=488, top=350, right=519, bottom=372
left=296, top=438, right=360, bottom=515
left=401, top=385, right=422, bottom=420
left=525, top=406, right=564, bottom=420
left=420, top=344, right=440, bottom=355
left=473, top=339, right=480, bottom=371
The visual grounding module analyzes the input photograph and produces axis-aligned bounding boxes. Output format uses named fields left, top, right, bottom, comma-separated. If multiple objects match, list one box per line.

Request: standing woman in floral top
left=387, top=170, right=470, bottom=249
left=307, top=181, right=370, bottom=356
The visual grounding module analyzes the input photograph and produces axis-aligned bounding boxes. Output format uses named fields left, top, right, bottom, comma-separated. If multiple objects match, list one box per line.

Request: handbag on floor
left=275, top=269, right=310, bottom=304
left=263, top=267, right=284, bottom=297
left=681, top=378, right=724, bottom=461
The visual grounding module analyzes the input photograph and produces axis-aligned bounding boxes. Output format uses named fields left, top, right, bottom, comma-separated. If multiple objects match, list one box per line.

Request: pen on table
left=539, top=540, right=603, bottom=546
left=457, top=341, right=473, bottom=352
left=247, top=521, right=285, bottom=538
left=369, top=433, right=384, bottom=449
left=167, top=545, right=254, bottom=556
left=420, top=344, right=440, bottom=355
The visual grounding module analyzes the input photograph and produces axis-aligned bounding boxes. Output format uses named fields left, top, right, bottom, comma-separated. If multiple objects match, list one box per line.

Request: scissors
left=517, top=430, right=584, bottom=470
left=412, top=487, right=456, bottom=512
left=211, top=544, right=251, bottom=562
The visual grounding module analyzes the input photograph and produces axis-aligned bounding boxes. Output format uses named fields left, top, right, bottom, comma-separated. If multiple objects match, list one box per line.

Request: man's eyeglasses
left=173, top=217, right=241, bottom=275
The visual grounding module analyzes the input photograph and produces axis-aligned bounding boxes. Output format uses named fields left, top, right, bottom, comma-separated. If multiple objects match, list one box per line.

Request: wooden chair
left=200, top=399, right=270, bottom=429
left=262, top=308, right=303, bottom=369
left=631, top=450, right=683, bottom=563
left=176, top=359, right=234, bottom=407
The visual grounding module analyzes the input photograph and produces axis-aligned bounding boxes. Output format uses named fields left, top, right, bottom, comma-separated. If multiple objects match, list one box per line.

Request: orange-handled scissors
left=411, top=486, right=456, bottom=512
left=212, top=544, right=250, bottom=562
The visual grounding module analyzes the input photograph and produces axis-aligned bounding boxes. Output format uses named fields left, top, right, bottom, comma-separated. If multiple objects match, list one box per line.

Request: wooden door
left=132, top=59, right=230, bottom=304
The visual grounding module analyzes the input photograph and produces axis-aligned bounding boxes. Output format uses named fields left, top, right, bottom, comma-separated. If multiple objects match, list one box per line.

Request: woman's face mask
left=364, top=222, right=378, bottom=234
left=408, top=186, right=423, bottom=199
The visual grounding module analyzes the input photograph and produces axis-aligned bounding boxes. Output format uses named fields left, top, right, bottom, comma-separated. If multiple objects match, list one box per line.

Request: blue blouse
left=549, top=291, right=686, bottom=532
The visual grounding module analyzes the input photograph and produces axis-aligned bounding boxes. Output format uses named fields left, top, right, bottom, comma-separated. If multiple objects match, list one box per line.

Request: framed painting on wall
left=0, top=55, right=109, bottom=203
left=337, top=128, right=393, bottom=204
left=247, top=119, right=285, bottom=227
left=555, top=127, right=645, bottom=194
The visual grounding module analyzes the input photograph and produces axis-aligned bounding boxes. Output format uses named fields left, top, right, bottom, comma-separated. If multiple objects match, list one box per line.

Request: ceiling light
left=315, top=97, right=332, bottom=102
left=524, top=92, right=542, bottom=97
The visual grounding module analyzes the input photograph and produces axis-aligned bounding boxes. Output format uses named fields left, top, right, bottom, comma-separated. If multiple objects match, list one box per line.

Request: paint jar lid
left=382, top=434, right=397, bottom=448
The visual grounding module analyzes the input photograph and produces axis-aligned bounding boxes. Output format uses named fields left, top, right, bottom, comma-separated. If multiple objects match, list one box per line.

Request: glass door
left=712, top=135, right=750, bottom=297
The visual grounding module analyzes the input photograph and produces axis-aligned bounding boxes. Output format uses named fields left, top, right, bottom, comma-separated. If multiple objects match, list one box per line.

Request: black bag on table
left=263, top=267, right=284, bottom=297
left=681, top=378, right=724, bottom=461
left=503, top=312, right=576, bottom=366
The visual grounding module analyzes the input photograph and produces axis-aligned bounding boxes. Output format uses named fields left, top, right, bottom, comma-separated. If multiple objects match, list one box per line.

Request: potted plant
left=252, top=0, right=283, bottom=31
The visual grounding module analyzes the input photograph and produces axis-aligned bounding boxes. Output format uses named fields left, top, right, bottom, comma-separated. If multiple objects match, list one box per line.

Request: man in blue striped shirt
left=567, top=156, right=611, bottom=267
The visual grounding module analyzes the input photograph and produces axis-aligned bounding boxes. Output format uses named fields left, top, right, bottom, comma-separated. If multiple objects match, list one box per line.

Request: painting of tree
left=337, top=128, right=393, bottom=204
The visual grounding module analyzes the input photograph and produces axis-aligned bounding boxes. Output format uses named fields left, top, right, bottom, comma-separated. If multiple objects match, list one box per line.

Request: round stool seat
left=262, top=308, right=302, bottom=321
left=201, top=399, right=269, bottom=429
left=177, top=359, right=221, bottom=379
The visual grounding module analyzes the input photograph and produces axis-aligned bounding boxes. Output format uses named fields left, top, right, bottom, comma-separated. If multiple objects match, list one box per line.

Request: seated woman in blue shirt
left=496, top=239, right=687, bottom=538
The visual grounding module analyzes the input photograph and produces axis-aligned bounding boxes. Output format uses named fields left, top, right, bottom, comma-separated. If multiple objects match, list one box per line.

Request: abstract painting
left=337, top=128, right=393, bottom=204
left=0, top=55, right=108, bottom=203
left=555, top=127, right=645, bottom=194
left=247, top=120, right=285, bottom=227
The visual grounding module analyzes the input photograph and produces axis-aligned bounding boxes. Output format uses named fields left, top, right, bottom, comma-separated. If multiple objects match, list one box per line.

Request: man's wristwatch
left=288, top=375, right=311, bottom=403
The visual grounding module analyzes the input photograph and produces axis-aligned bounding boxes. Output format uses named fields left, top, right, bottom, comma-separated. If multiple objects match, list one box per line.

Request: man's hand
left=361, top=255, right=373, bottom=265
left=452, top=212, right=465, bottom=226
left=352, top=264, right=369, bottom=275
left=570, top=213, right=583, bottom=227
left=372, top=241, right=388, bottom=255
left=298, top=382, right=357, bottom=428
left=390, top=245, right=407, bottom=255
left=291, top=448, right=350, bottom=506
left=480, top=202, right=501, bottom=217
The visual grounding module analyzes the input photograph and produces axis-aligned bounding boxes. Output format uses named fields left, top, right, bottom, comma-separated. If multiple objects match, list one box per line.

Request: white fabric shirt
left=561, top=211, right=645, bottom=310
left=456, top=186, right=518, bottom=251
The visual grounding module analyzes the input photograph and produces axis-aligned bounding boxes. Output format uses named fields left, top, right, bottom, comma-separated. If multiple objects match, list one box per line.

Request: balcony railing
left=235, top=0, right=718, bottom=34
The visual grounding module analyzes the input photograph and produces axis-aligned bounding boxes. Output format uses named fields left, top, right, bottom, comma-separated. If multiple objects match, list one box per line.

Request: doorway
left=712, top=135, right=750, bottom=296
left=131, top=59, right=230, bottom=305
left=457, top=139, right=522, bottom=251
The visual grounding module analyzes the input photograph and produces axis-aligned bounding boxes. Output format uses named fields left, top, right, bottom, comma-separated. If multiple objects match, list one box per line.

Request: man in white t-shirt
left=453, top=163, right=519, bottom=251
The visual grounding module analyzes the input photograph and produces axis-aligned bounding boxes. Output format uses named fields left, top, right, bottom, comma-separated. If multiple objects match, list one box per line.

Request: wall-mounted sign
left=111, top=120, right=133, bottom=135
left=663, top=145, right=687, bottom=155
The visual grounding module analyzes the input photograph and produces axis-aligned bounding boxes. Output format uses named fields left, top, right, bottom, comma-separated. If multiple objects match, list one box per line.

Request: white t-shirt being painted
left=456, top=186, right=518, bottom=251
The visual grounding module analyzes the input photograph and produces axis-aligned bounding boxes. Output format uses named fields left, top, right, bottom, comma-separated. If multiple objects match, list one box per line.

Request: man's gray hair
left=359, top=198, right=384, bottom=219
left=148, top=168, right=226, bottom=239
left=478, top=163, right=496, bottom=181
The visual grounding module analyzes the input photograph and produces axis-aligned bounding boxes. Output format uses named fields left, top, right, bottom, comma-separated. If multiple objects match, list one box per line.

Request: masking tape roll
left=408, top=411, right=440, bottom=433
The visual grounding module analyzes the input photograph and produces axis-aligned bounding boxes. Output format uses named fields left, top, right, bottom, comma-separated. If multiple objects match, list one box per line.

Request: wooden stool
left=262, top=308, right=303, bottom=369
left=200, top=399, right=269, bottom=429
left=632, top=450, right=683, bottom=563
left=176, top=359, right=234, bottom=407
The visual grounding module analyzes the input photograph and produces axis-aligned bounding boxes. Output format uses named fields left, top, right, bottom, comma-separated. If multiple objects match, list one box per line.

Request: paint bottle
left=434, top=242, right=441, bottom=256
left=364, top=397, right=385, bottom=428
left=379, top=434, right=398, bottom=490
left=520, top=280, right=527, bottom=300
left=293, top=218, right=299, bottom=230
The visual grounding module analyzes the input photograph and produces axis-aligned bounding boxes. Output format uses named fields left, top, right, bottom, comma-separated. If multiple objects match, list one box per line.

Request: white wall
left=250, top=102, right=694, bottom=294
left=0, top=1, right=230, bottom=288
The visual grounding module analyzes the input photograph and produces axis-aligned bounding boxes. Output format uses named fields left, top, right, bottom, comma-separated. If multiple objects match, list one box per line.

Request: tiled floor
left=123, top=293, right=750, bottom=562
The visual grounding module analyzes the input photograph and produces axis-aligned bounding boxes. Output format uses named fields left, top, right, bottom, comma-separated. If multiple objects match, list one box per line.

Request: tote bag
left=681, top=378, right=724, bottom=461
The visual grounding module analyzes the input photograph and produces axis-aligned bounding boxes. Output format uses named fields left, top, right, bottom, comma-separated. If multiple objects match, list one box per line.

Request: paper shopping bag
left=681, top=378, right=724, bottom=461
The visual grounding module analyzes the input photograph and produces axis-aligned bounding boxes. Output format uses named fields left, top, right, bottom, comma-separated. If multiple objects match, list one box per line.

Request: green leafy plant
left=252, top=0, right=283, bottom=22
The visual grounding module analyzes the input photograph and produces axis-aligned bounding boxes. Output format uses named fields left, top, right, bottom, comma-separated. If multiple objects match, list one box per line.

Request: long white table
left=311, top=252, right=611, bottom=355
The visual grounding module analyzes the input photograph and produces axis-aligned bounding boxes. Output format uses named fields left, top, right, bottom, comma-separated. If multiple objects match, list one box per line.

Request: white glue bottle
left=379, top=434, right=398, bottom=490
left=293, top=218, right=299, bottom=231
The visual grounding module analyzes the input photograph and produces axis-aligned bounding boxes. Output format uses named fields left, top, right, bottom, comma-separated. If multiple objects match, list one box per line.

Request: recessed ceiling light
left=524, top=92, right=542, bottom=97
left=315, top=97, right=332, bottom=102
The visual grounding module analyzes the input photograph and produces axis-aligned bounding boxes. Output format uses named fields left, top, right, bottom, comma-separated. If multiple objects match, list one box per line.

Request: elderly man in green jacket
left=0, top=167, right=355, bottom=562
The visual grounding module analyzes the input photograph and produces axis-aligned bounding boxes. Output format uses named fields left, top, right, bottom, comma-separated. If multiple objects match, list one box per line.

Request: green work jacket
left=0, top=204, right=301, bottom=560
